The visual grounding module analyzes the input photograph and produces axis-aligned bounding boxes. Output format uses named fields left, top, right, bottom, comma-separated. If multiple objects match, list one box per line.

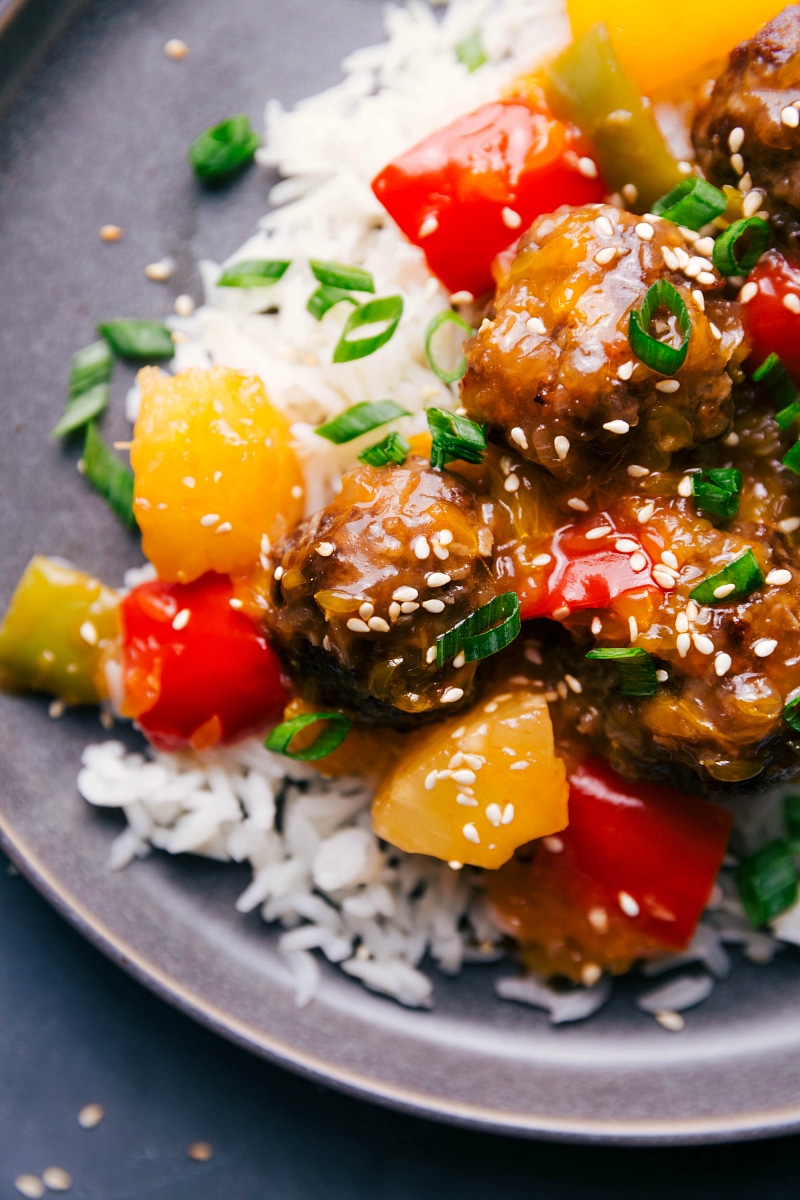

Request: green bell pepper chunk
left=0, top=555, right=119, bottom=706
left=544, top=23, right=683, bottom=212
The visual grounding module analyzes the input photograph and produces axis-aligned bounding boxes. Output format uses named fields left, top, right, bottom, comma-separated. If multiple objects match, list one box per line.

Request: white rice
left=79, top=0, right=795, bottom=1021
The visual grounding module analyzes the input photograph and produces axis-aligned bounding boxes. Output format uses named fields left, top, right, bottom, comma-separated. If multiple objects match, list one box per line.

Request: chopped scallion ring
left=628, top=280, right=690, bottom=376
left=217, top=259, right=290, bottom=287
left=689, top=548, right=764, bottom=605
left=754, top=353, right=800, bottom=429
left=332, top=295, right=404, bottom=363
left=784, top=696, right=800, bottom=735
left=98, top=319, right=174, bottom=361
left=310, top=260, right=375, bottom=293
left=435, top=592, right=521, bottom=668
left=358, top=431, right=410, bottom=467
left=651, top=177, right=727, bottom=231
left=783, top=440, right=800, bottom=475
left=585, top=646, right=658, bottom=696
left=82, top=423, right=136, bottom=530
left=51, top=340, right=113, bottom=438
left=265, top=712, right=352, bottom=762
left=316, top=398, right=409, bottom=444
left=736, top=840, right=798, bottom=928
left=427, top=407, right=486, bottom=470
left=712, top=217, right=771, bottom=277
left=307, top=285, right=359, bottom=321
left=425, top=310, right=472, bottom=384
left=455, top=30, right=487, bottom=72
left=188, top=114, right=260, bottom=182
left=691, top=468, right=742, bottom=520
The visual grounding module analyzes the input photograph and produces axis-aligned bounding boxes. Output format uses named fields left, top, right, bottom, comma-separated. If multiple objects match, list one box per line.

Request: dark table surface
left=3, top=0, right=800, bottom=1193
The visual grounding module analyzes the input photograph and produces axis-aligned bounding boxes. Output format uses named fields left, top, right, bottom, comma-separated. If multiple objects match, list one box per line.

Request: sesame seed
left=504, top=473, right=520, bottom=492
left=215, top=521, right=232, bottom=535
left=79, top=620, right=98, bottom=646
left=673, top=246, right=690, bottom=270
left=412, top=536, right=430, bottom=560
left=586, top=525, right=612, bottom=540
left=578, top=156, right=598, bottom=178
left=400, top=601, right=420, bottom=613
left=565, top=673, right=583, bottom=694
left=615, top=537, right=639, bottom=553
left=687, top=600, right=699, bottom=620
left=457, top=792, right=478, bottom=807
left=501, top=206, right=522, bottom=229
left=635, top=222, right=654, bottom=242
left=424, top=770, right=438, bottom=791
left=678, top=160, right=693, bottom=175
left=675, top=612, right=689, bottom=634
left=693, top=632, right=715, bottom=655
left=780, top=517, right=800, bottom=533
left=346, top=618, right=371, bottom=633
left=273, top=566, right=285, bottom=583
left=627, top=464, right=650, bottom=479
left=782, top=105, right=800, bottom=128
left=427, top=572, right=451, bottom=587
left=41, top=1168, right=72, bottom=1192
left=692, top=288, right=705, bottom=311
left=557, top=680, right=568, bottom=700
left=677, top=632, right=691, bottom=657
left=656, top=1010, right=686, bottom=1032
left=486, top=803, right=503, bottom=827
left=656, top=669, right=669, bottom=682
left=78, top=1103, right=105, bottom=1129
left=591, top=616, right=603, bottom=635
left=655, top=379, right=680, bottom=393
left=182, top=475, right=196, bottom=488
left=730, top=152, right=745, bottom=175
left=714, top=652, right=732, bottom=677
left=697, top=271, right=717, bottom=286
left=369, top=616, right=390, bottom=633
left=622, top=183, right=638, bottom=204
left=510, top=426, right=529, bottom=450
left=783, top=293, right=800, bottom=314
left=164, top=36, right=189, bottom=58
left=767, top=568, right=792, bottom=585
left=739, top=281, right=758, bottom=304
left=713, top=582, right=736, bottom=599
left=426, top=645, right=438, bottom=664
left=678, top=475, right=693, bottom=498
left=553, top=605, right=571, bottom=619
left=595, top=215, right=615, bottom=237
left=291, top=485, right=303, bottom=500
left=200, top=512, right=219, bottom=527
left=544, top=836, right=564, bottom=853
left=418, top=215, right=439, bottom=238
left=392, top=585, right=418, bottom=602
left=462, top=822, right=480, bottom=844
left=387, top=602, right=401, bottom=623
left=567, top=497, right=589, bottom=513
left=617, top=361, right=635, bottom=381
left=588, top=906, right=609, bottom=933
left=532, top=553, right=552, bottom=567
left=422, top=598, right=445, bottom=613
left=594, top=246, right=617, bottom=266
left=603, top=419, right=630, bottom=434
left=554, top=434, right=570, bottom=461
left=694, top=237, right=715, bottom=257
left=144, top=259, right=173, bottom=282
left=172, top=608, right=191, bottom=631
left=450, top=290, right=474, bottom=304
left=638, top=503, right=655, bottom=523
left=684, top=256, right=704, bottom=279
left=618, top=891, right=640, bottom=917
left=174, top=293, right=195, bottom=316
left=187, top=1141, right=214, bottom=1162
left=753, top=638, right=778, bottom=658
left=452, top=652, right=465, bottom=669
left=728, top=126, right=745, bottom=153
left=100, top=224, right=122, bottom=242
left=708, top=322, right=722, bottom=341
left=526, top=315, right=546, bottom=336
left=442, top=687, right=465, bottom=706
left=630, top=552, right=648, bottom=572
left=742, top=190, right=764, bottom=219
left=14, top=1177, right=45, bottom=1199
left=229, top=598, right=244, bottom=612
left=662, top=246, right=679, bottom=271
left=581, top=963, right=602, bottom=987
left=629, top=615, right=639, bottom=643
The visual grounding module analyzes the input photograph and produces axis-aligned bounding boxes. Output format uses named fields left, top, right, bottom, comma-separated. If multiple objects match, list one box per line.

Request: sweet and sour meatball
left=263, top=456, right=497, bottom=726
left=693, top=6, right=800, bottom=248
left=461, top=204, right=747, bottom=486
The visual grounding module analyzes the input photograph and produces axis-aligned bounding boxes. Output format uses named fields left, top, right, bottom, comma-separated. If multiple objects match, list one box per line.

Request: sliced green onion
left=691, top=468, right=742, bottom=520
left=310, top=260, right=374, bottom=293
left=712, top=217, right=771, bottom=276
left=784, top=696, right=800, bottom=734
left=217, top=259, right=290, bottom=287
left=265, top=712, right=352, bottom=761
left=98, top=319, right=174, bottom=361
left=189, top=114, right=260, bottom=182
left=81, top=424, right=136, bottom=530
left=332, top=295, right=404, bottom=363
left=689, top=549, right=764, bottom=605
left=427, top=408, right=486, bottom=470
left=651, top=177, right=727, bottom=231
left=435, top=593, right=521, bottom=668
left=315, top=399, right=409, bottom=444
left=585, top=646, right=658, bottom=696
left=628, top=280, right=691, bottom=376
left=51, top=341, right=113, bottom=438
left=784, top=440, right=800, bottom=475
left=753, top=353, right=799, bottom=410
left=358, top=432, right=410, bottom=467
left=736, top=839, right=798, bottom=928
left=776, top=402, right=800, bottom=431
left=784, top=794, right=800, bottom=852
left=456, top=30, right=487, bottom=72
left=307, top=285, right=359, bottom=321
left=425, top=310, right=472, bottom=384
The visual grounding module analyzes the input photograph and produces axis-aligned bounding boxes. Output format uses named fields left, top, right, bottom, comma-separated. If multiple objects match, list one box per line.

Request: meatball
left=460, top=204, right=747, bottom=486
left=692, top=6, right=800, bottom=247
left=263, top=456, right=497, bottom=726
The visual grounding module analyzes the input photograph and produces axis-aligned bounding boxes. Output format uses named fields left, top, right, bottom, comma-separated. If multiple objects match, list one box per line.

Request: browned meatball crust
left=263, top=456, right=498, bottom=726
left=461, top=204, right=746, bottom=485
left=692, top=6, right=800, bottom=247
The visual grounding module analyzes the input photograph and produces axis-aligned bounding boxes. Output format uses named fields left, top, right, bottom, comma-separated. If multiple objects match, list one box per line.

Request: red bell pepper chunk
left=120, top=573, right=287, bottom=753
left=743, top=250, right=800, bottom=384
left=371, top=100, right=604, bottom=297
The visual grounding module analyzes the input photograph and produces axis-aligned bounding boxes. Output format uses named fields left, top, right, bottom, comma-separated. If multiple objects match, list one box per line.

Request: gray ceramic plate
left=3, top=0, right=800, bottom=1146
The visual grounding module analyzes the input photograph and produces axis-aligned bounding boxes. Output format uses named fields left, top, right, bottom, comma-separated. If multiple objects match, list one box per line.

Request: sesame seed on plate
left=174, top=293, right=195, bottom=316
left=273, top=565, right=284, bottom=581
left=655, top=379, right=680, bottom=393
left=661, top=550, right=679, bottom=570
left=723, top=431, right=740, bottom=446
left=418, top=215, right=438, bottom=238
left=622, top=183, right=638, bottom=204
left=99, top=224, right=122, bottom=242
left=187, top=1141, right=214, bottom=1162
left=568, top=497, right=589, bottom=511
left=656, top=1010, right=685, bottom=1032
left=510, top=425, right=529, bottom=449
left=502, top=803, right=515, bottom=825
left=437, top=529, right=453, bottom=546
left=656, top=669, right=669, bottom=682
left=526, top=315, right=546, bottom=335
left=618, top=891, right=640, bottom=917
left=164, top=37, right=189, bottom=58
left=457, top=792, right=478, bottom=806
left=653, top=569, right=675, bottom=589
left=767, top=568, right=792, bottom=585
left=742, top=190, right=765, bottom=218
left=443, top=687, right=465, bottom=705
left=715, top=652, right=732, bottom=677
left=393, top=585, right=418, bottom=602
left=728, top=126, right=745, bottom=153
left=426, top=645, right=437, bottom=664
left=14, top=1177, right=44, bottom=1199
left=502, top=206, right=522, bottom=229
left=675, top=612, right=689, bottom=633
left=673, top=245, right=690, bottom=270
left=41, top=1168, right=72, bottom=1192
left=400, top=601, right=420, bottom=613
left=565, top=673, right=583, bottom=694
left=215, top=521, right=232, bottom=535
left=696, top=270, right=716, bottom=286
left=554, top=435, right=570, bottom=460
left=144, top=259, right=173, bottom=282
left=229, top=597, right=243, bottom=610
left=595, top=215, right=615, bottom=236
left=662, top=246, right=679, bottom=271
left=692, top=288, right=705, bottom=310
left=462, top=822, right=480, bottom=843
left=346, top=618, right=371, bottom=633
left=588, top=906, right=608, bottom=932
left=450, top=290, right=474, bottom=304
left=544, top=836, right=564, bottom=853
left=581, top=963, right=602, bottom=987
left=753, top=638, right=778, bottom=658
left=709, top=322, right=722, bottom=340
left=783, top=293, right=800, bottom=314
left=369, top=616, right=390, bottom=633
left=422, top=598, right=445, bottom=613
left=552, top=605, right=570, bottom=619
left=694, top=237, right=715, bottom=257
left=603, top=419, right=630, bottom=434
left=637, top=503, right=655, bottom=523
left=594, top=246, right=617, bottom=266
left=739, top=281, right=758, bottom=304
left=78, top=1103, right=105, bottom=1129
left=782, top=105, right=800, bottom=128
left=427, top=572, right=451, bottom=587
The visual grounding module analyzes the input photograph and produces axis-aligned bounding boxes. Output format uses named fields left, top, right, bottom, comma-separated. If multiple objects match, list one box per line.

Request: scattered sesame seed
left=655, top=379, right=680, bottom=394
left=462, top=821, right=480, bottom=843
left=655, top=669, right=669, bottom=682
left=557, top=680, right=569, bottom=700
left=346, top=618, right=371, bottom=633
left=200, top=512, right=219, bottom=527
left=78, top=1103, right=105, bottom=1129
left=79, top=620, right=98, bottom=646
left=457, top=792, right=478, bottom=806
left=369, top=616, right=390, bottom=633
left=426, top=645, right=437, bottom=664
left=145, top=259, right=173, bottom=282
left=615, top=537, right=639, bottom=553
left=450, top=290, right=474, bottom=304
left=629, top=615, right=639, bottom=643
left=708, top=321, right=722, bottom=342
left=49, top=699, right=65, bottom=719
left=715, top=652, right=732, bottom=677
left=164, top=36, right=189, bottom=58
left=742, top=190, right=764, bottom=219
left=448, top=861, right=464, bottom=870
left=412, top=536, right=430, bottom=560
left=578, top=156, right=598, bottom=178
left=215, top=521, right=232, bottom=535
left=586, top=525, right=612, bottom=540
left=291, top=485, right=303, bottom=500
left=622, top=183, right=638, bottom=204
left=728, top=126, right=745, bottom=154
left=568, top=497, right=589, bottom=512
left=422, top=598, right=445, bottom=613
left=532, top=553, right=552, bottom=567
left=565, top=673, right=583, bottom=694
left=627, top=464, right=649, bottom=479
left=41, top=1168, right=72, bottom=1192
left=553, top=604, right=571, bottom=619
left=595, top=215, right=615, bottom=237
left=418, top=215, right=439, bottom=238
left=442, top=687, right=465, bottom=705
left=722, top=431, right=740, bottom=448
left=526, top=315, right=546, bottom=336
left=504, top=473, right=520, bottom=493
left=400, top=601, right=420, bottom=613
left=588, top=906, right=609, bottom=933
left=739, top=281, right=758, bottom=304
left=637, top=503, right=655, bottom=523
left=229, top=597, right=243, bottom=610
left=653, top=568, right=675, bottom=589
left=187, top=1141, right=214, bottom=1162
left=174, top=293, right=195, bottom=316
left=554, top=435, right=570, bottom=461
left=358, top=601, right=375, bottom=620
left=780, top=517, right=800, bottom=533
left=393, top=586, right=418, bottom=602
left=509, top=426, right=529, bottom=451
left=99, top=224, right=122, bottom=242
left=730, top=152, right=745, bottom=175
left=713, top=582, right=736, bottom=599
left=591, top=616, right=603, bottom=635
left=172, top=608, right=191, bottom=631
left=499, top=803, right=515, bottom=825
left=783, top=293, right=800, bottom=314
left=630, top=552, right=648, bottom=572
left=424, top=770, right=438, bottom=791
left=662, top=246, right=679, bottom=271
left=782, top=105, right=800, bottom=128
left=594, top=246, right=617, bottom=266
left=693, top=237, right=715, bottom=257
left=581, top=963, right=602, bottom=987
left=388, top=602, right=401, bottom=622
left=687, top=600, right=699, bottom=620
left=673, top=245, right=690, bottom=270
left=696, top=270, right=717, bottom=287
left=501, top=206, right=522, bottom=229
left=692, top=632, right=715, bottom=655
left=544, top=836, right=564, bottom=853
left=14, top=1177, right=45, bottom=1199
left=677, top=632, right=691, bottom=658
left=656, top=1009, right=686, bottom=1032
left=273, top=565, right=284, bottom=581
left=603, top=419, right=630, bottom=434
left=677, top=160, right=693, bottom=175
left=753, top=638, right=778, bottom=658
left=618, top=891, right=640, bottom=917
left=767, top=568, right=792, bottom=585
left=486, top=803, right=503, bottom=827
left=634, top=222, right=654, bottom=242
left=427, top=572, right=451, bottom=588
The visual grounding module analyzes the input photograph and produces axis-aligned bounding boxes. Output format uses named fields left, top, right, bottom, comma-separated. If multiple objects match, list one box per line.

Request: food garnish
left=316, top=399, right=409, bottom=444
left=51, top=340, right=113, bottom=438
left=82, top=424, right=136, bottom=530
left=188, top=114, right=260, bottom=182
left=217, top=259, right=291, bottom=287
left=585, top=647, right=658, bottom=696
left=97, top=319, right=174, bottom=361
left=628, top=280, right=691, bottom=376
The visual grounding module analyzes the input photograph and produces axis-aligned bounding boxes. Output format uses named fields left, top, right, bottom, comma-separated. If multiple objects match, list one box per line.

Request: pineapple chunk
left=132, top=367, right=304, bottom=583
left=372, top=690, right=568, bottom=869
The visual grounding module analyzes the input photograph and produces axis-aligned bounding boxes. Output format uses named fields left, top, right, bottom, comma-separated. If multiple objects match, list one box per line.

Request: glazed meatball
left=263, top=456, right=497, bottom=726
left=692, top=6, right=800, bottom=247
left=460, top=204, right=747, bottom=486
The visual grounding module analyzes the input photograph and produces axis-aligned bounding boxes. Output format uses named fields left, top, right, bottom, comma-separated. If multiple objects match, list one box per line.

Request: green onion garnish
left=784, top=440, right=800, bottom=475
left=315, top=399, right=409, bottom=444
left=265, top=712, right=352, bottom=761
left=628, top=280, right=691, bottom=376
left=712, top=216, right=771, bottom=276
left=753, top=353, right=798, bottom=409
left=689, top=548, right=764, bottom=605
left=425, top=310, right=472, bottom=385
left=585, top=647, right=658, bottom=696
left=51, top=340, right=113, bottom=438
left=784, top=696, right=800, bottom=734
left=776, top=402, right=800, bottom=431
left=691, top=468, right=742, bottom=520
left=81, top=424, right=136, bottom=530
left=785, top=794, right=800, bottom=853
left=307, top=285, right=359, bottom=321
left=310, top=260, right=375, bottom=293
left=435, top=592, right=521, bottom=668
left=456, top=30, right=487, bottom=72
left=358, top=432, right=410, bottom=467
left=651, top=177, right=727, bottom=231
left=427, top=408, right=486, bottom=470
left=217, top=259, right=290, bottom=287
left=736, top=839, right=798, bottom=928
left=188, top=114, right=260, bottom=183
left=98, top=319, right=174, bottom=362
left=332, top=295, right=404, bottom=363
